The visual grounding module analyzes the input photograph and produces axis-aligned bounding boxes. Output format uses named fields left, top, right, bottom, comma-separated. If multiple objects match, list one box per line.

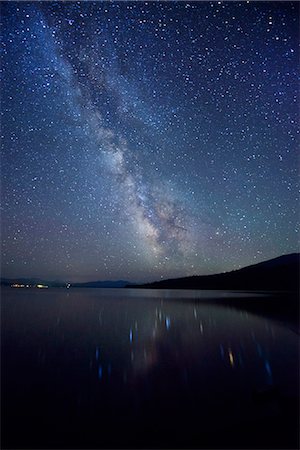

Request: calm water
left=2, top=288, right=299, bottom=449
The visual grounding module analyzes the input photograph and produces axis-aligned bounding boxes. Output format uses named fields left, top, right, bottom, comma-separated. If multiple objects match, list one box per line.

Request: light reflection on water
left=2, top=287, right=299, bottom=448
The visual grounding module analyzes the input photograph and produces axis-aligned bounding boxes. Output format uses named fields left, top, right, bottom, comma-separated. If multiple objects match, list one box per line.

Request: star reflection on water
left=2, top=288, right=299, bottom=449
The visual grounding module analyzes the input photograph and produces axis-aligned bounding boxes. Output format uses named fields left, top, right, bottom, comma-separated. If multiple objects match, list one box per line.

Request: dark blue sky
left=1, top=1, right=299, bottom=282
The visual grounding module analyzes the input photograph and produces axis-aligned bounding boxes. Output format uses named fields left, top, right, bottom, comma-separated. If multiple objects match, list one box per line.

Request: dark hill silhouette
left=128, top=253, right=300, bottom=291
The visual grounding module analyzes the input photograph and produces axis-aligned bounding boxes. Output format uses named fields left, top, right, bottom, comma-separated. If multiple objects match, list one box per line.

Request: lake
left=1, top=287, right=299, bottom=449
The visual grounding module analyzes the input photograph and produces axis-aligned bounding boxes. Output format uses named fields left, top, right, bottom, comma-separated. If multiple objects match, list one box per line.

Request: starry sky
left=1, top=1, right=299, bottom=283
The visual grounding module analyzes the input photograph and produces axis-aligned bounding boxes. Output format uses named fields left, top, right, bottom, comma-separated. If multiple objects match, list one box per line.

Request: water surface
left=2, top=288, right=299, bottom=448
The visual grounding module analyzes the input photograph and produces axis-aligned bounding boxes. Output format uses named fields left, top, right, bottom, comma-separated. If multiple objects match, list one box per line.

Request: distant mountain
left=1, top=278, right=134, bottom=289
left=71, top=280, right=132, bottom=288
left=0, top=278, right=66, bottom=287
left=127, top=254, right=300, bottom=291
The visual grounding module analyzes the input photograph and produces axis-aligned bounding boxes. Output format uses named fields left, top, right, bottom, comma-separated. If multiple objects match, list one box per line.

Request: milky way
left=1, top=2, right=299, bottom=282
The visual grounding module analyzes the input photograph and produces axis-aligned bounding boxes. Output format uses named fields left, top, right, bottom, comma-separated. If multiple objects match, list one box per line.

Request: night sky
left=1, top=1, right=299, bottom=283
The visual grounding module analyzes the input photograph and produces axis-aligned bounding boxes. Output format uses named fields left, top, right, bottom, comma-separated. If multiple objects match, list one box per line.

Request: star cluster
left=1, top=1, right=299, bottom=282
